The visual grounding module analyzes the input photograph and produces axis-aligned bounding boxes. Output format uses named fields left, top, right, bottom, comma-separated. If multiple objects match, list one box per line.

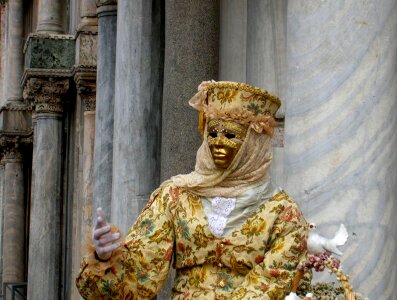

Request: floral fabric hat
left=189, top=81, right=282, bottom=136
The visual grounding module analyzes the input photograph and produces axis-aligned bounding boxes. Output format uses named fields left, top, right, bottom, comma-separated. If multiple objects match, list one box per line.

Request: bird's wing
left=323, top=240, right=343, bottom=256
left=332, top=224, right=348, bottom=246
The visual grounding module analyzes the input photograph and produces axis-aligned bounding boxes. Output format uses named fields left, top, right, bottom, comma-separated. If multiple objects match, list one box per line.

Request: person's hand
left=93, top=207, right=121, bottom=261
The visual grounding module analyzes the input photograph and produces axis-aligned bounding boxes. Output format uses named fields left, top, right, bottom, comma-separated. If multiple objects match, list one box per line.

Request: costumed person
left=76, top=81, right=310, bottom=299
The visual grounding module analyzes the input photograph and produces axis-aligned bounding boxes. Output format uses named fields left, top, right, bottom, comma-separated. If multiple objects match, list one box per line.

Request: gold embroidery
left=207, top=136, right=240, bottom=150
left=204, top=81, right=281, bottom=107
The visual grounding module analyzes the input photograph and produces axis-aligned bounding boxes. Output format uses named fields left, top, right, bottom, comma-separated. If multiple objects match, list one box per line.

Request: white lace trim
left=207, top=197, right=236, bottom=237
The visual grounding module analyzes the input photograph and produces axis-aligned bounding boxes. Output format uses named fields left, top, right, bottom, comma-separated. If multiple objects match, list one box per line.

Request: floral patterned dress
left=76, top=182, right=309, bottom=300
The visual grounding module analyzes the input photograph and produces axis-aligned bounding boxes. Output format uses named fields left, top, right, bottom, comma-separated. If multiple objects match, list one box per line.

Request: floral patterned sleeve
left=230, top=201, right=309, bottom=300
left=76, top=184, right=175, bottom=300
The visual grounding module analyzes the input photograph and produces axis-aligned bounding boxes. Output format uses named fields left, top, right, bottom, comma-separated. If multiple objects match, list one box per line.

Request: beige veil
left=170, top=124, right=273, bottom=198
left=169, top=81, right=280, bottom=198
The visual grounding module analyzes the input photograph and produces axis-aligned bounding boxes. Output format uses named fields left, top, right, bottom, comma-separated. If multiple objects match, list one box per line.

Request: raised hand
left=93, top=207, right=121, bottom=261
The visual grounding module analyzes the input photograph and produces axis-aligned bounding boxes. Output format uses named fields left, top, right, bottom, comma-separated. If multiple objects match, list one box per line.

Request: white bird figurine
left=285, top=292, right=300, bottom=300
left=307, top=223, right=348, bottom=256
left=284, top=292, right=314, bottom=300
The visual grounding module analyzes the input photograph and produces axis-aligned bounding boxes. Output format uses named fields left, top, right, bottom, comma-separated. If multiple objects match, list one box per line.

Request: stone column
left=219, top=0, right=247, bottom=82
left=0, top=162, right=4, bottom=292
left=82, top=87, right=96, bottom=237
left=246, top=0, right=287, bottom=106
left=79, top=0, right=97, bottom=31
left=1, top=146, right=25, bottom=285
left=161, top=0, right=220, bottom=181
left=0, top=7, right=7, bottom=104
left=23, top=77, right=69, bottom=299
left=245, top=0, right=287, bottom=186
left=71, top=69, right=96, bottom=300
left=219, top=0, right=287, bottom=185
left=284, top=1, right=397, bottom=298
left=93, top=2, right=117, bottom=217
left=36, top=0, right=64, bottom=33
left=111, top=0, right=163, bottom=231
left=159, top=2, right=219, bottom=298
left=5, top=0, right=24, bottom=102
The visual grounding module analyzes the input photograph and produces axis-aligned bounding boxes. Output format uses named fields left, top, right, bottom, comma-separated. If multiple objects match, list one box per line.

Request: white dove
left=284, top=292, right=314, bottom=300
left=285, top=292, right=300, bottom=300
left=307, top=223, right=348, bottom=256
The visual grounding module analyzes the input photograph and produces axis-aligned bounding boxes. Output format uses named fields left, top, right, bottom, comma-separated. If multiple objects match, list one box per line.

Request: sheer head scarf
left=169, top=81, right=281, bottom=198
left=170, top=124, right=273, bottom=197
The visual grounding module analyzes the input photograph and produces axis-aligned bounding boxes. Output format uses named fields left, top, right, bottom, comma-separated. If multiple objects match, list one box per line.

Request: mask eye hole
left=209, top=132, right=217, bottom=138
left=225, top=133, right=235, bottom=139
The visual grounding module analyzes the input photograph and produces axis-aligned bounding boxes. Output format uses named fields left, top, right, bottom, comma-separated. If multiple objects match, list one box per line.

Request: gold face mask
left=207, top=119, right=248, bottom=169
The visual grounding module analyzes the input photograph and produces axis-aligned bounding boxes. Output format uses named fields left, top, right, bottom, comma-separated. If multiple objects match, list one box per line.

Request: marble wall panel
left=24, top=36, right=75, bottom=69
left=284, top=1, right=397, bottom=298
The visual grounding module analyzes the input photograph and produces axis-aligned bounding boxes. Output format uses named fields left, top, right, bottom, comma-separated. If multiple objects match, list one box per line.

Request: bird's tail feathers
left=332, top=224, right=348, bottom=246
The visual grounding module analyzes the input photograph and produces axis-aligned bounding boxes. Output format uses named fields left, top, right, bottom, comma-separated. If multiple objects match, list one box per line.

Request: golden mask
left=207, top=119, right=248, bottom=169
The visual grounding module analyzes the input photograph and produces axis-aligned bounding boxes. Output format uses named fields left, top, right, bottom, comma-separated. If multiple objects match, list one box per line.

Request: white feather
left=332, top=224, right=348, bottom=246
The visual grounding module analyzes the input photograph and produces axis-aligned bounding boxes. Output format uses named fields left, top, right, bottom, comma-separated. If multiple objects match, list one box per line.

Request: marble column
left=246, top=0, right=287, bottom=107
left=219, top=0, right=247, bottom=83
left=111, top=0, right=163, bottom=232
left=1, top=147, right=25, bottom=284
left=0, top=163, right=4, bottom=292
left=161, top=0, right=219, bottom=181
left=82, top=100, right=96, bottom=237
left=74, top=73, right=97, bottom=235
left=71, top=70, right=96, bottom=300
left=159, top=2, right=219, bottom=298
left=79, top=0, right=97, bottom=30
left=5, top=0, right=24, bottom=102
left=284, top=1, right=397, bottom=298
left=219, top=0, right=287, bottom=186
left=24, top=77, right=69, bottom=299
left=0, top=7, right=6, bottom=105
left=93, top=2, right=117, bottom=217
left=36, top=0, right=64, bottom=33
left=246, top=0, right=287, bottom=186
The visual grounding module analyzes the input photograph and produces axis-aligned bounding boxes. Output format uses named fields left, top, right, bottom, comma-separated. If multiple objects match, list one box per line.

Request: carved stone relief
left=23, top=77, right=69, bottom=114
left=77, top=33, right=98, bottom=66
left=73, top=67, right=97, bottom=112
